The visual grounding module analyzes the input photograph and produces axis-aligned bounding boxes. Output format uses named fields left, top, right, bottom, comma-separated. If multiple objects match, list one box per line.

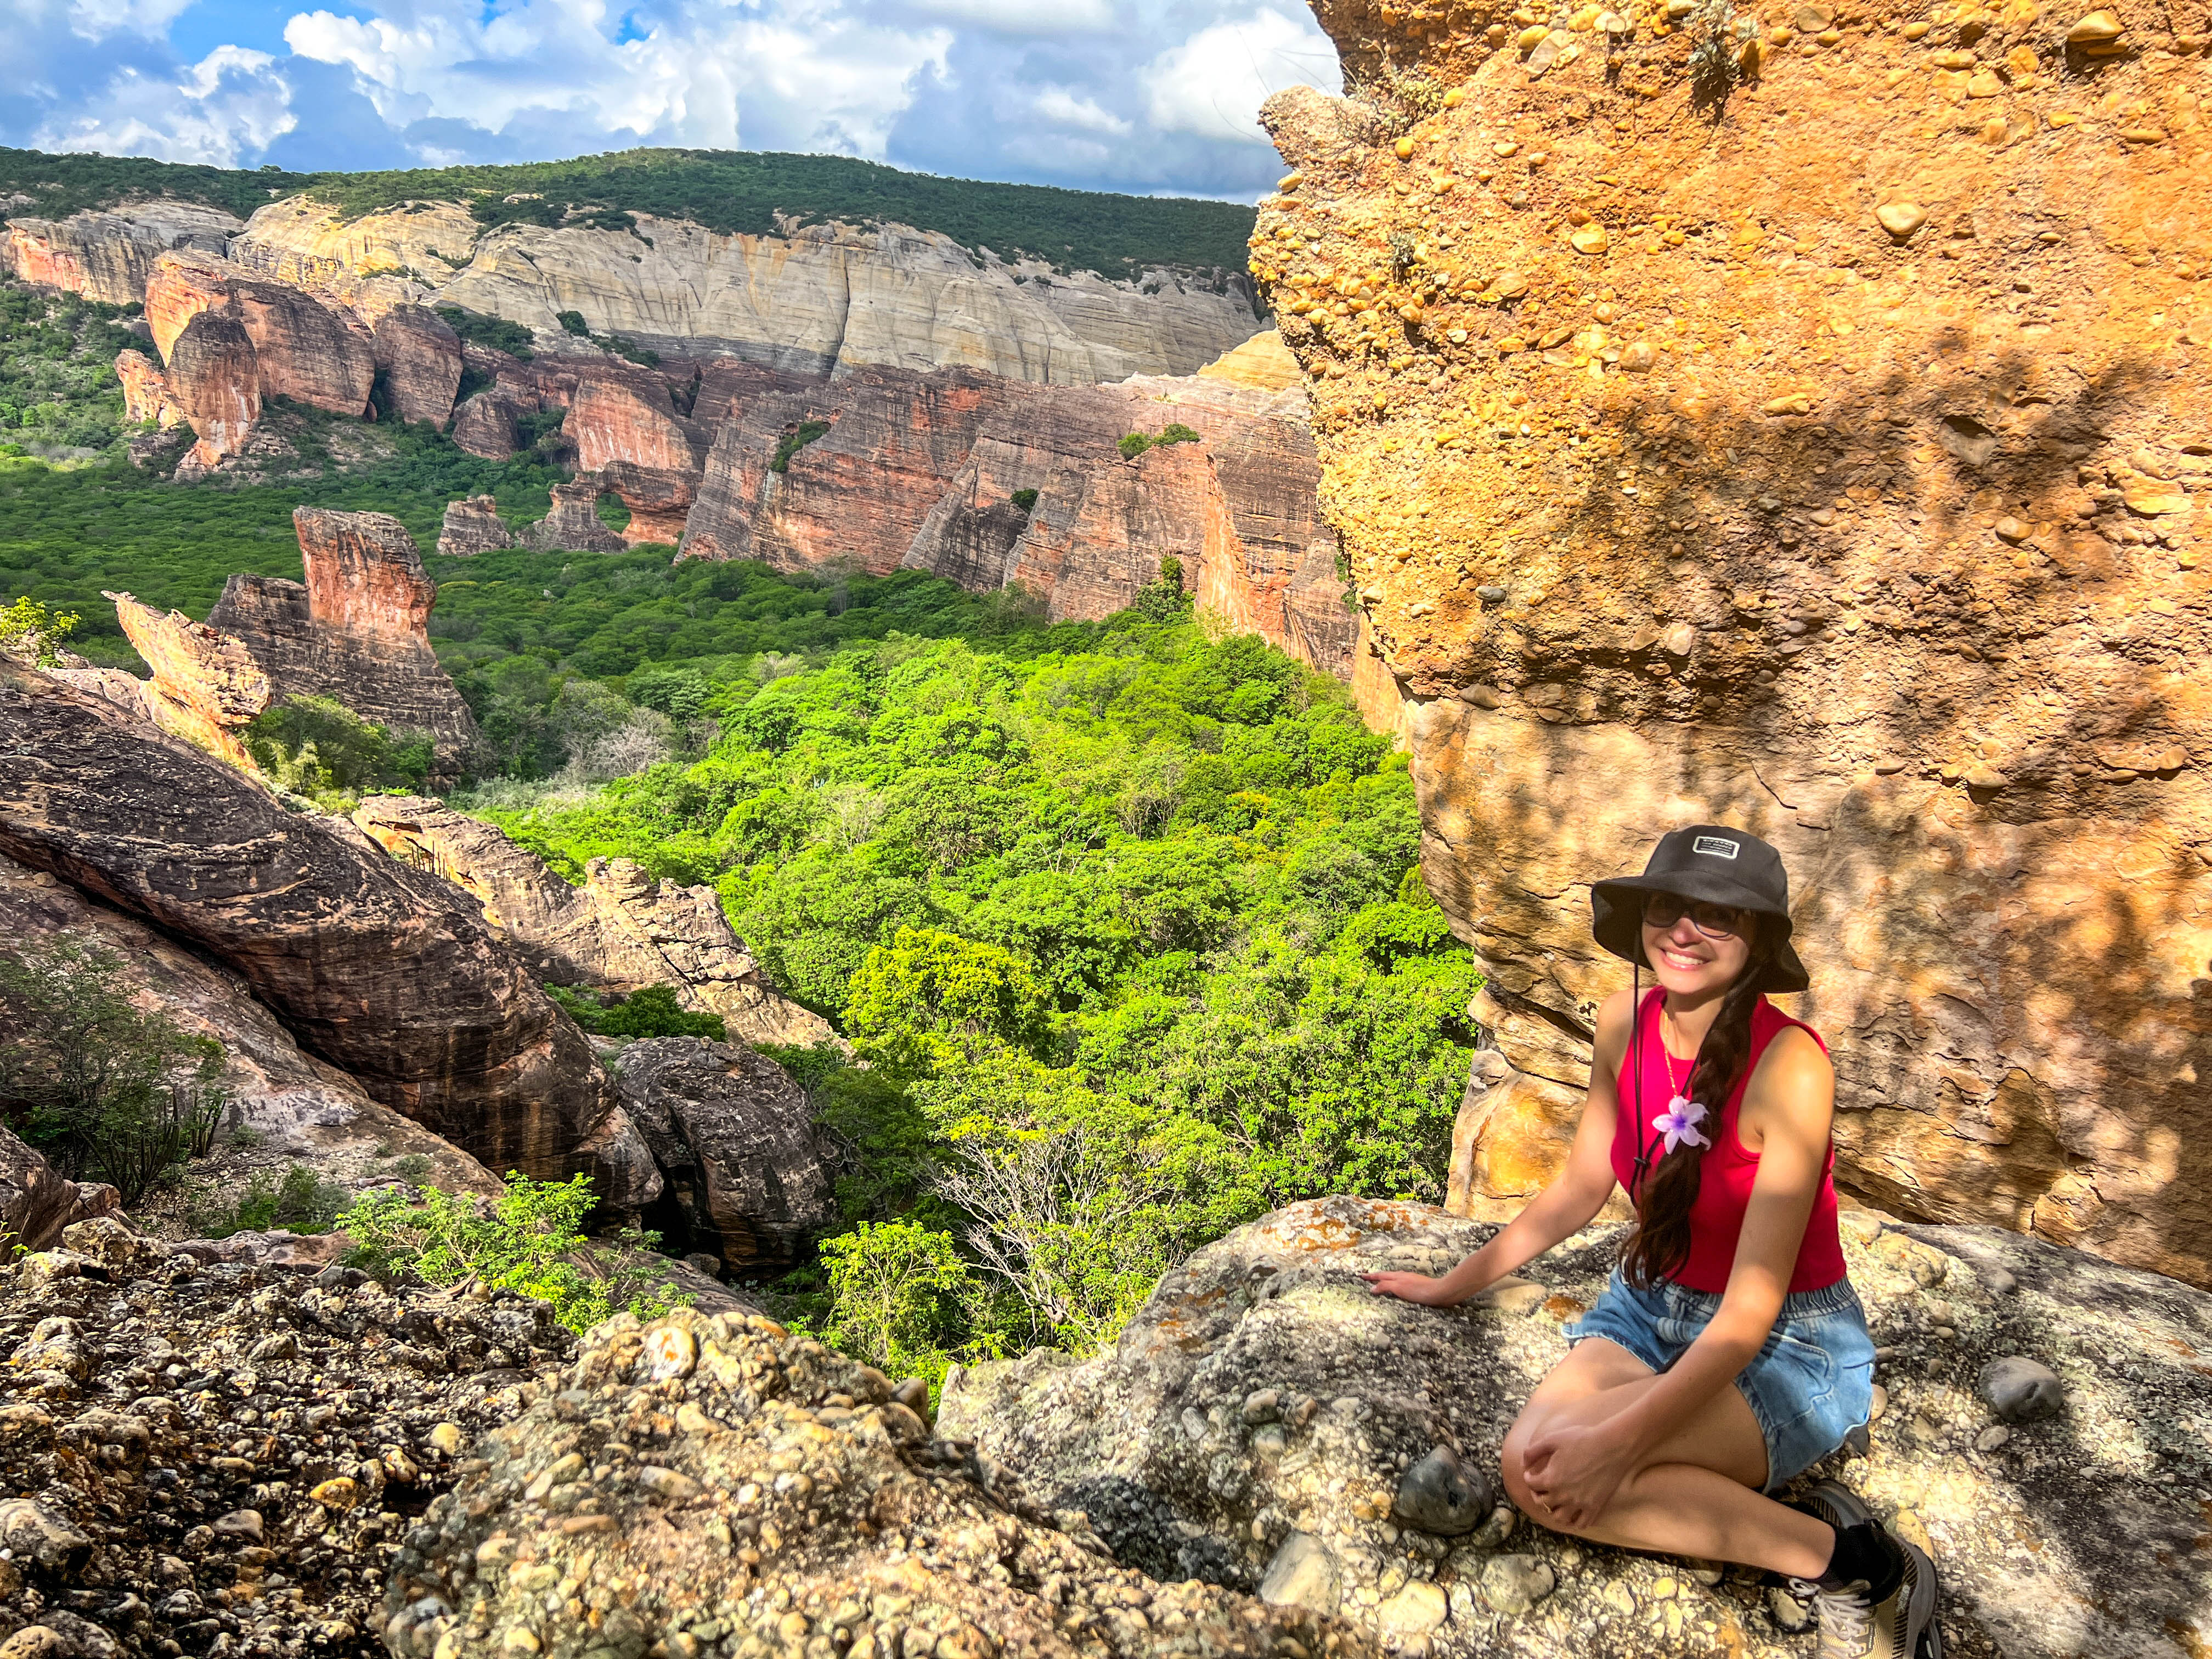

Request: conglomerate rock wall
left=1251, top=0, right=2211, bottom=1283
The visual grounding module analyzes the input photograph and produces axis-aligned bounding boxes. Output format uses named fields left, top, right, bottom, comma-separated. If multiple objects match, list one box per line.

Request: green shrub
left=817, top=1220, right=976, bottom=1387
left=437, top=307, right=535, bottom=359
left=556, top=310, right=591, bottom=337
left=1010, top=489, right=1038, bottom=512
left=337, top=1171, right=685, bottom=1333
left=0, top=595, right=79, bottom=666
left=547, top=982, right=726, bottom=1042
left=195, top=1163, right=350, bottom=1238
left=243, top=695, right=433, bottom=806
left=0, top=935, right=227, bottom=1204
left=1116, top=432, right=1153, bottom=460
left=1158, top=424, right=1201, bottom=445
left=770, top=420, right=832, bottom=474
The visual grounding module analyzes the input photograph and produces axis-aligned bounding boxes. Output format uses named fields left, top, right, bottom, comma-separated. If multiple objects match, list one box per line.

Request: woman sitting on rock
left=1364, top=825, right=1940, bottom=1659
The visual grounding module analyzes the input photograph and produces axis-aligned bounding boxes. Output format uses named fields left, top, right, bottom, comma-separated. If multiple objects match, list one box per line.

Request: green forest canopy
left=0, top=145, right=1259, bottom=281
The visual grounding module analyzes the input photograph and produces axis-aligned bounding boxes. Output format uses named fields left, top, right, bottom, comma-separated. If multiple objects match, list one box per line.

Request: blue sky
left=7, top=0, right=1342, bottom=202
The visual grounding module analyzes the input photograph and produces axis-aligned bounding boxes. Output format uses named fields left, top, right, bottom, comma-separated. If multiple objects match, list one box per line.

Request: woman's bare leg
left=1500, top=1339, right=1835, bottom=1581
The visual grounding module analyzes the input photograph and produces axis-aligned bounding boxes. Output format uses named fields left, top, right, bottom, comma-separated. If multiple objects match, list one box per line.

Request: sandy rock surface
left=383, top=1305, right=1372, bottom=1659
left=943, top=1195, right=2211, bottom=1659
left=1250, top=0, right=2211, bottom=1284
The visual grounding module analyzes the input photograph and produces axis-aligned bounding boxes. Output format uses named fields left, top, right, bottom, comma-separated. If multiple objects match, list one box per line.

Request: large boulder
left=206, top=509, right=487, bottom=777
left=0, top=664, right=656, bottom=1209
left=112, top=348, right=185, bottom=429
left=351, top=795, right=832, bottom=1046
left=1251, top=0, right=2212, bottom=1282
left=0, top=1128, right=120, bottom=1254
left=163, top=309, right=261, bottom=477
left=379, top=1305, right=1369, bottom=1659
left=942, top=1195, right=2212, bottom=1659
left=369, top=302, right=464, bottom=426
left=611, top=1037, right=835, bottom=1273
left=434, top=494, right=517, bottom=558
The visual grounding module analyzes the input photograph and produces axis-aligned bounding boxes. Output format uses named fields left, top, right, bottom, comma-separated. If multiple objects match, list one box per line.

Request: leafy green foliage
left=556, top=309, right=591, bottom=337
left=436, top=307, right=535, bottom=360
left=547, top=983, right=726, bottom=1042
left=1119, top=424, right=1203, bottom=461
left=337, top=1171, right=686, bottom=1333
left=816, top=1221, right=978, bottom=1387
left=769, top=420, right=832, bottom=475
left=244, top=695, right=435, bottom=808
left=1011, top=489, right=1038, bottom=512
left=0, top=146, right=1256, bottom=282
left=0, top=595, right=80, bottom=665
left=1158, top=424, right=1201, bottom=445
left=1116, top=432, right=1152, bottom=460
left=0, top=935, right=227, bottom=1204
left=0, top=284, right=146, bottom=456
left=193, top=1162, right=351, bottom=1239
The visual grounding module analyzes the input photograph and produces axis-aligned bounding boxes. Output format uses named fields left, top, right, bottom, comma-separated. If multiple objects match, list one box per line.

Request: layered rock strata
left=78, top=591, right=270, bottom=766
left=0, top=1133, right=120, bottom=1255
left=0, top=664, right=654, bottom=1207
left=163, top=310, right=261, bottom=476
left=435, top=495, right=518, bottom=558
left=234, top=195, right=1265, bottom=383
left=114, top=348, right=185, bottom=428
left=369, top=302, right=464, bottom=425
left=946, top=1194, right=2211, bottom=1659
left=613, top=1037, right=836, bottom=1271
left=349, top=795, right=832, bottom=1047
left=679, top=365, right=1356, bottom=682
left=146, top=250, right=377, bottom=419
left=0, top=203, right=240, bottom=306
left=207, top=509, right=487, bottom=776
left=1253, top=2, right=2212, bottom=1281
left=0, top=851, right=498, bottom=1200
left=382, top=1304, right=1370, bottom=1659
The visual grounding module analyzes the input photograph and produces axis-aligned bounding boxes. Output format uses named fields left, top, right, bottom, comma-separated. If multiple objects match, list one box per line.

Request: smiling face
left=1639, top=893, right=1757, bottom=997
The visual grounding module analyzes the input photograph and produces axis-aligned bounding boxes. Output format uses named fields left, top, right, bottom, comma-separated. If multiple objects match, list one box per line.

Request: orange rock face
left=369, top=303, right=463, bottom=426
left=147, top=250, right=375, bottom=418
left=295, top=507, right=436, bottom=636
left=163, top=311, right=261, bottom=477
left=114, top=349, right=185, bottom=429
left=98, top=591, right=270, bottom=766
left=1256, top=3, right=2211, bottom=1280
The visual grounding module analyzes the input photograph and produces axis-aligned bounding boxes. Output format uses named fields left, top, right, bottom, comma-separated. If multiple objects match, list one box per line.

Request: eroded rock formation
left=613, top=1037, right=834, bottom=1272
left=0, top=664, right=655, bottom=1207
left=0, top=203, right=239, bottom=305
left=0, top=851, right=497, bottom=1199
left=113, top=348, right=184, bottom=429
left=521, top=473, right=628, bottom=552
left=0, top=1132, right=120, bottom=1255
left=74, top=591, right=271, bottom=766
left=235, top=196, right=1264, bottom=383
left=163, top=309, right=261, bottom=477
left=146, top=250, right=377, bottom=419
left=349, top=795, right=833, bottom=1047
left=369, top=302, right=464, bottom=426
left=207, top=509, right=487, bottom=775
left=435, top=494, right=518, bottom=558
left=1254, top=0, right=2212, bottom=1282
left=946, top=1194, right=2210, bottom=1659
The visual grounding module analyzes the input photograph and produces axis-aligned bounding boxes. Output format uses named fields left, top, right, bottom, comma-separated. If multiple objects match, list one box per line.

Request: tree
left=0, top=596, right=81, bottom=667
left=817, top=1220, right=974, bottom=1382
left=0, top=935, right=225, bottom=1203
left=843, top=927, right=1053, bottom=1079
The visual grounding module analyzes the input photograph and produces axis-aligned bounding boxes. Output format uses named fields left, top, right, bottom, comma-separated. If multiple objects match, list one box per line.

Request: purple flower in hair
left=1652, top=1095, right=1711, bottom=1155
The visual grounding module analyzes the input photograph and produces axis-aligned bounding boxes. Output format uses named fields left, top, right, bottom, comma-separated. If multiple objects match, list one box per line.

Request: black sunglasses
left=1641, top=894, right=1750, bottom=941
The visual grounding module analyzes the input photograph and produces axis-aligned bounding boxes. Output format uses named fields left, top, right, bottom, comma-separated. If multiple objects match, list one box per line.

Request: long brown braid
left=1620, top=927, right=1775, bottom=1288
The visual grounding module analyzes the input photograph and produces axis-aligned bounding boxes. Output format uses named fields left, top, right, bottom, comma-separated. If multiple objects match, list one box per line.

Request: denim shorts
left=1564, top=1268, right=1876, bottom=1492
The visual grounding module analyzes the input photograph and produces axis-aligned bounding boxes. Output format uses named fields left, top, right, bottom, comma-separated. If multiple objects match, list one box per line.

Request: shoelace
left=1809, top=1584, right=1875, bottom=1659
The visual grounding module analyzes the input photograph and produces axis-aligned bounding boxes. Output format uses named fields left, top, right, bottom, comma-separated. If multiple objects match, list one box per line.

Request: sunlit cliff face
left=1249, top=1, right=2212, bottom=1284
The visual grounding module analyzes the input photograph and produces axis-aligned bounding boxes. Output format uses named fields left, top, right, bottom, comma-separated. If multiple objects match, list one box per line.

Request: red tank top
left=1609, top=988, right=1847, bottom=1294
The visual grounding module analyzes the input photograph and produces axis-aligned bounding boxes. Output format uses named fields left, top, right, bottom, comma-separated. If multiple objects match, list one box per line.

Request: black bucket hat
left=1589, top=824, right=1809, bottom=994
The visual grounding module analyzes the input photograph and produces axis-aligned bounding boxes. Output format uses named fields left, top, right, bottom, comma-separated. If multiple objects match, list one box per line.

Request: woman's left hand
left=1517, top=1421, right=1637, bottom=1533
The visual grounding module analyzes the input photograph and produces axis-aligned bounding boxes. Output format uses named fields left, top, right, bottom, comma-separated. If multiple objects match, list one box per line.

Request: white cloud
left=66, top=0, right=198, bottom=42
left=898, top=0, right=1114, bottom=34
left=283, top=0, right=949, bottom=159
left=31, top=45, right=296, bottom=166
left=1033, top=86, right=1130, bottom=137
left=1143, top=7, right=1336, bottom=145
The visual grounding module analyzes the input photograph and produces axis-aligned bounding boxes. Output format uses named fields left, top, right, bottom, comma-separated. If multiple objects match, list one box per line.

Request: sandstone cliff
left=234, top=197, right=1265, bottom=384
left=206, top=509, right=487, bottom=776
left=162, top=309, right=261, bottom=477
left=67, top=591, right=271, bottom=767
left=0, top=664, right=656, bottom=1207
left=112, top=348, right=184, bottom=429
left=946, top=1194, right=2210, bottom=1659
left=1255, top=1, right=2212, bottom=1283
left=146, top=250, right=377, bottom=419
left=0, top=203, right=239, bottom=306
left=349, top=794, right=833, bottom=1048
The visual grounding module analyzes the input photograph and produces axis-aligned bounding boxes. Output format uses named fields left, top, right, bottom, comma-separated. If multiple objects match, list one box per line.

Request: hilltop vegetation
left=0, top=145, right=1256, bottom=281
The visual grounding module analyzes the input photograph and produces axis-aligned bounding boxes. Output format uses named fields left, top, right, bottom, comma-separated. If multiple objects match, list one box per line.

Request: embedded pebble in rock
left=0, top=1215, right=577, bottom=1659
left=1392, top=1445, right=1492, bottom=1535
left=945, top=1196, right=2212, bottom=1658
left=387, top=1306, right=1368, bottom=1659
left=1976, top=1357, right=2067, bottom=1423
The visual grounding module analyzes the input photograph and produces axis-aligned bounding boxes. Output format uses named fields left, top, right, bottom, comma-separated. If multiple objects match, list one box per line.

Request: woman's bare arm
left=1365, top=989, right=1636, bottom=1306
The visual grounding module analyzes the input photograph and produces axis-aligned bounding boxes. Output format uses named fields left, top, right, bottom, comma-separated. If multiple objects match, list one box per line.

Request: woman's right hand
left=1361, top=1271, right=1464, bottom=1307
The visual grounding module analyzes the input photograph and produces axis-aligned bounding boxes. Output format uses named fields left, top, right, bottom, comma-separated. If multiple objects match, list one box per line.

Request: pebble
left=2067, top=8, right=2123, bottom=41
left=1479, top=1554, right=1555, bottom=1616
left=1977, top=1357, right=2066, bottom=1422
left=1976, top=1424, right=2013, bottom=1452
left=1570, top=225, right=1611, bottom=255
left=211, top=1509, right=263, bottom=1542
left=1619, top=341, right=1656, bottom=373
left=1243, top=1388, right=1282, bottom=1425
left=1376, top=1581, right=1447, bottom=1637
left=1392, top=1446, right=1492, bottom=1536
left=1259, top=1531, right=1341, bottom=1614
left=1876, top=204, right=1927, bottom=238
left=1766, top=1585, right=1814, bottom=1633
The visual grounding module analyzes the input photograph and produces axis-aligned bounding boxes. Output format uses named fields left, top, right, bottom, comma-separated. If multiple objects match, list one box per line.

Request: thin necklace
left=1660, top=1006, right=1694, bottom=1099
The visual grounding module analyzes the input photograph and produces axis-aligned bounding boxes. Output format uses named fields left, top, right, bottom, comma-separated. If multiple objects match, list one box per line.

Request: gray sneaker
left=1784, top=1485, right=1943, bottom=1659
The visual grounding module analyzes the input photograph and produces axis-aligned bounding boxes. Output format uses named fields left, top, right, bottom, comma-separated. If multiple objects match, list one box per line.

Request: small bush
left=388, top=1152, right=435, bottom=1181
left=0, top=596, right=81, bottom=667
left=818, top=1219, right=975, bottom=1387
left=436, top=307, right=535, bottom=360
left=555, top=310, right=592, bottom=337
left=337, top=1171, right=686, bottom=1333
left=548, top=982, right=726, bottom=1042
left=244, top=695, right=433, bottom=807
left=195, top=1163, right=349, bottom=1239
left=1158, top=423, right=1201, bottom=445
left=1116, top=432, right=1153, bottom=460
left=770, top=420, right=832, bottom=474
left=1010, top=488, right=1039, bottom=512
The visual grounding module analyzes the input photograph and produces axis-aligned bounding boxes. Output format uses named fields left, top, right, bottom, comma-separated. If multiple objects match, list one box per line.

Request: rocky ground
left=943, top=1196, right=2212, bottom=1659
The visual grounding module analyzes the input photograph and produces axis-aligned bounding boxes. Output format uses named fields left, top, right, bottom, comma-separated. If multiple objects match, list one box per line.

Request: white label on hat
left=1693, top=835, right=1740, bottom=859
